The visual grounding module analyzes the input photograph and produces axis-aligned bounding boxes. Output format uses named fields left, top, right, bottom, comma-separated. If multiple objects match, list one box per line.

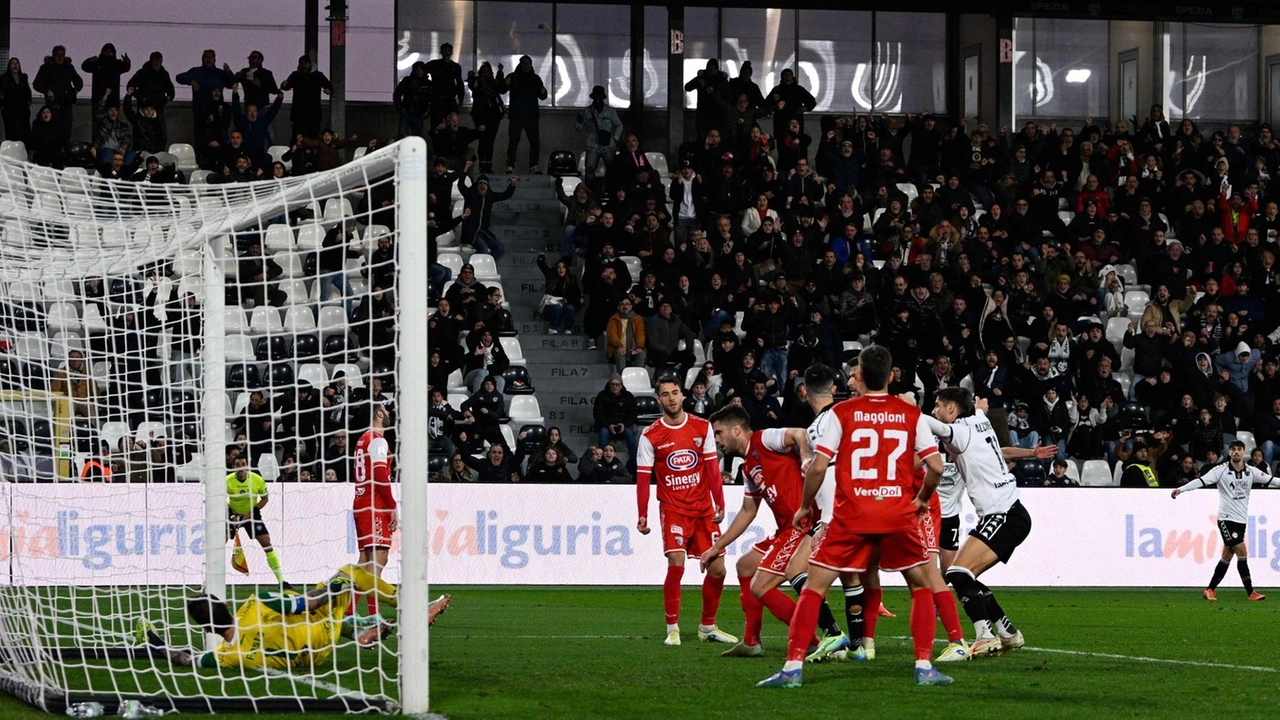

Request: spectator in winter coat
left=466, top=62, right=504, bottom=173
left=91, top=94, right=133, bottom=166
left=1216, top=342, right=1262, bottom=421
left=501, top=54, right=548, bottom=173
left=28, top=105, right=66, bottom=167
left=577, top=85, right=623, bottom=181
left=594, top=379, right=639, bottom=469
left=125, top=52, right=175, bottom=116
left=394, top=61, right=431, bottom=138
left=424, top=43, right=465, bottom=127
left=122, top=89, right=166, bottom=153
left=31, top=45, right=82, bottom=141
left=459, top=175, right=516, bottom=259
left=235, top=50, right=279, bottom=143
left=464, top=444, right=521, bottom=483
left=0, top=58, right=31, bottom=143
left=175, top=49, right=235, bottom=120
left=231, top=86, right=283, bottom=156
left=81, top=43, right=129, bottom=137
left=280, top=55, right=332, bottom=140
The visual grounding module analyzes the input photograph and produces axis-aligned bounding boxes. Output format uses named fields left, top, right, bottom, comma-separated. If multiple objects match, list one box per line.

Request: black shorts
left=1217, top=519, right=1247, bottom=548
left=228, top=506, right=269, bottom=540
left=940, top=514, right=961, bottom=552
left=968, top=501, right=1032, bottom=563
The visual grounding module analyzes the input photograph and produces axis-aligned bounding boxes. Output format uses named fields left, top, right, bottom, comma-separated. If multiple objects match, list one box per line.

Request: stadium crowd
left=0, top=42, right=401, bottom=484
left=426, top=52, right=1280, bottom=488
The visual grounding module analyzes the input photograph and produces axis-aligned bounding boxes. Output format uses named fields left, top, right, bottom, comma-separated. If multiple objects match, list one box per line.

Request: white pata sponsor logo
left=852, top=486, right=903, bottom=498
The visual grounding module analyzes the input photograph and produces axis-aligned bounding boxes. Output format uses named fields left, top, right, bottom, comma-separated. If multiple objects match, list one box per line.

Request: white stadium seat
left=332, top=363, right=364, bottom=387
left=168, top=143, right=198, bottom=173
left=508, top=396, right=544, bottom=425
left=296, top=224, right=325, bottom=250
left=1079, top=460, right=1116, bottom=487
left=499, top=336, right=525, bottom=366
left=297, top=363, right=328, bottom=389
left=283, top=306, right=316, bottom=333
left=621, top=367, right=652, bottom=395
left=224, top=335, right=255, bottom=363
left=249, top=307, right=283, bottom=335
left=224, top=308, right=248, bottom=335
left=135, top=421, right=167, bottom=445
left=100, top=422, right=130, bottom=453
left=468, top=253, right=501, bottom=282
left=265, top=224, right=294, bottom=252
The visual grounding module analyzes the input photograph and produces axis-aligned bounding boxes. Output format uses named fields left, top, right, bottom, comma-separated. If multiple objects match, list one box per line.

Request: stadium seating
left=1079, top=460, right=1116, bottom=487
left=499, top=337, right=526, bottom=366
left=167, top=143, right=198, bottom=174
left=468, top=253, right=501, bottom=282
left=507, top=396, right=544, bottom=425
left=1237, top=431, right=1256, bottom=453
left=621, top=367, right=652, bottom=396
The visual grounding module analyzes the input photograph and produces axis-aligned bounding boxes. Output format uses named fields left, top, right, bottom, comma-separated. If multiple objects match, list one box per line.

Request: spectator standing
left=235, top=50, right=279, bottom=146
left=765, top=68, right=815, bottom=144
left=29, top=105, right=66, bottom=167
left=122, top=89, right=166, bottom=154
left=31, top=45, right=82, bottom=143
left=683, top=59, right=728, bottom=144
left=466, top=62, right=504, bottom=174
left=81, top=43, right=130, bottom=137
left=501, top=55, right=548, bottom=174
left=280, top=55, right=332, bottom=140
left=0, top=58, right=31, bottom=143
left=175, top=49, right=235, bottom=133
left=231, top=86, right=284, bottom=157
left=577, top=85, right=622, bottom=182
left=91, top=92, right=133, bottom=167
left=125, top=52, right=175, bottom=122
left=394, top=61, right=431, bottom=139
left=425, top=43, right=465, bottom=128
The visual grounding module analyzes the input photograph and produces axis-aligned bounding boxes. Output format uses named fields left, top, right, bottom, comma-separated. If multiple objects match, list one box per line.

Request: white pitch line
left=453, top=632, right=1280, bottom=674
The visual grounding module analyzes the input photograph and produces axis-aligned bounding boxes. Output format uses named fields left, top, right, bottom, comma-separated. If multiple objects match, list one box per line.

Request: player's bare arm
left=701, top=495, right=760, bottom=571
left=914, top=453, right=944, bottom=513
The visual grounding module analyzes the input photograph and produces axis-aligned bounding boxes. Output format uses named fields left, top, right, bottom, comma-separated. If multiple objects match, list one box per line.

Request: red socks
left=759, top=587, right=797, bottom=623
left=366, top=594, right=378, bottom=616
left=910, top=588, right=936, bottom=661
left=664, top=565, right=684, bottom=625
left=785, top=589, right=824, bottom=662
left=934, top=589, right=964, bottom=642
left=863, top=587, right=883, bottom=641
left=739, top=576, right=762, bottom=646
left=701, top=574, right=725, bottom=627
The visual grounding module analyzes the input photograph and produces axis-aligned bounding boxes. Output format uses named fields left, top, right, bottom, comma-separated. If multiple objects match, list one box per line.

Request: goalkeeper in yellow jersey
left=135, top=564, right=450, bottom=670
left=227, top=455, right=289, bottom=587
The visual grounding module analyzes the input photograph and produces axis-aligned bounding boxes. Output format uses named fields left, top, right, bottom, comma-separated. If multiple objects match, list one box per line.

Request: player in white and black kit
left=927, top=387, right=1032, bottom=658
left=937, top=455, right=966, bottom=569
left=1172, top=440, right=1280, bottom=602
left=799, top=364, right=868, bottom=662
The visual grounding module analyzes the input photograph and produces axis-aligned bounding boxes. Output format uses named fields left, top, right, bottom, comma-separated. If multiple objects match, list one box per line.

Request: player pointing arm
left=1172, top=439, right=1276, bottom=601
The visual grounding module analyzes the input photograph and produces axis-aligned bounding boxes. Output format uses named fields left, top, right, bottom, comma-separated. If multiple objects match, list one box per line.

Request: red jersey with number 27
left=354, top=430, right=397, bottom=512
left=636, top=414, right=723, bottom=520
left=743, top=429, right=818, bottom=531
left=812, top=393, right=938, bottom=534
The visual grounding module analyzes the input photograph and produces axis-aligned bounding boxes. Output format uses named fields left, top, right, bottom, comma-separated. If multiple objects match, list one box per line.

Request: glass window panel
left=555, top=5, right=630, bottom=108
left=643, top=6, right=668, bottom=108
left=875, top=12, right=946, bottom=114
left=721, top=8, right=796, bottom=92
left=477, top=1, right=553, bottom=105
left=1168, top=23, right=1257, bottom=121
left=681, top=7, right=719, bottom=109
left=1013, top=18, right=1108, bottom=120
left=397, top=0, right=473, bottom=102
left=798, top=10, right=872, bottom=113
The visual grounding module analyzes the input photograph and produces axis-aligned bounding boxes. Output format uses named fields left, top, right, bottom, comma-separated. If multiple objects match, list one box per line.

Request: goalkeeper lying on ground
left=136, top=564, right=451, bottom=670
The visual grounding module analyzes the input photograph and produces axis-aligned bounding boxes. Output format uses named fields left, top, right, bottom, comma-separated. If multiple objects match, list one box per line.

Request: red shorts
left=809, top=523, right=928, bottom=574
left=354, top=508, right=395, bottom=550
left=659, top=508, right=721, bottom=557
left=919, top=505, right=941, bottom=554
left=750, top=526, right=810, bottom=577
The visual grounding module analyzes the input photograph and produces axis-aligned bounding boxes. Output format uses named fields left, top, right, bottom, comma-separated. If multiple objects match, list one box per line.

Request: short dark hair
left=709, top=403, right=751, bottom=431
left=655, top=374, right=682, bottom=393
left=935, top=387, right=976, bottom=417
left=857, top=345, right=893, bottom=392
left=1229, top=440, right=1247, bottom=450
left=804, top=364, right=835, bottom=396
left=187, top=594, right=235, bottom=635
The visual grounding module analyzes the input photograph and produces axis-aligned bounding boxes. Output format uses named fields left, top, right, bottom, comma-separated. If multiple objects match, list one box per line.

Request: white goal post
left=0, top=137, right=430, bottom=714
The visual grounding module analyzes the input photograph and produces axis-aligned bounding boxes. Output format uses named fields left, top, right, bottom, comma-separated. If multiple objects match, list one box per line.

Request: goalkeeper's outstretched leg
left=136, top=564, right=405, bottom=670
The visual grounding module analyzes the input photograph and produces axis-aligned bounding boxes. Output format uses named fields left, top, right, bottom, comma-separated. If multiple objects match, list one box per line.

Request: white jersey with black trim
left=924, top=410, right=1018, bottom=517
left=806, top=406, right=837, bottom=524
left=1177, top=461, right=1280, bottom=523
left=938, top=452, right=965, bottom=518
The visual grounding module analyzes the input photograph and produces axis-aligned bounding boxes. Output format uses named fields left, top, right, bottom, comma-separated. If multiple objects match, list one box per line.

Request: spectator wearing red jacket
left=1219, top=187, right=1258, bottom=245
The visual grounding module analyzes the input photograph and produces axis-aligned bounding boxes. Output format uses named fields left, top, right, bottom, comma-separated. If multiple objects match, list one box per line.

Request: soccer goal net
left=0, top=138, right=430, bottom=714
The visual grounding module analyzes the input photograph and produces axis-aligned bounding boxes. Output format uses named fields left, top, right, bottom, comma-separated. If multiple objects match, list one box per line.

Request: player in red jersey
left=354, top=404, right=398, bottom=622
left=636, top=375, right=737, bottom=646
left=758, top=345, right=953, bottom=688
left=701, top=405, right=848, bottom=658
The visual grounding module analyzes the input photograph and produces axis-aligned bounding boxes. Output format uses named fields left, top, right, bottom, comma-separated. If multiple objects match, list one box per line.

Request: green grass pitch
left=1, top=585, right=1278, bottom=718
